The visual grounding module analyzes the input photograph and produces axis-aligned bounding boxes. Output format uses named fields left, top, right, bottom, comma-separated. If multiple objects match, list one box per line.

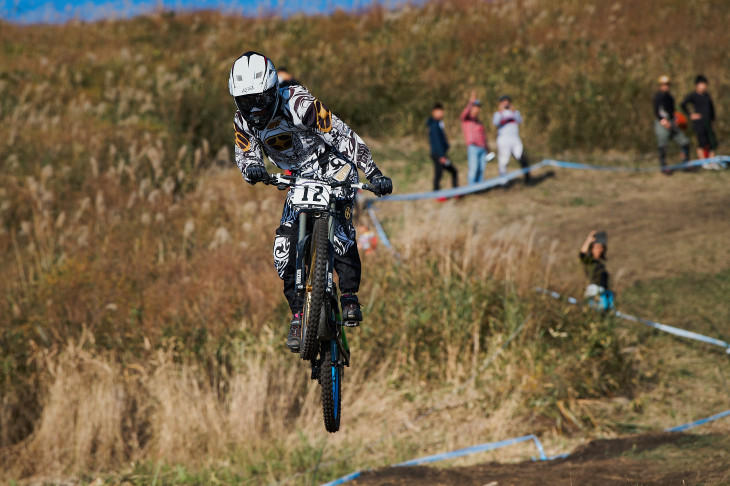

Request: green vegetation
left=1, top=1, right=729, bottom=484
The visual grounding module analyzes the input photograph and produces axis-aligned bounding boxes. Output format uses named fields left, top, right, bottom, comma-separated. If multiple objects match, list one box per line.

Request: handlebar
left=262, top=173, right=376, bottom=193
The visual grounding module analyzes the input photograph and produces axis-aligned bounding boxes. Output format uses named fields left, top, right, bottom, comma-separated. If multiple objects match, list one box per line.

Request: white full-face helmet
left=229, top=51, right=279, bottom=129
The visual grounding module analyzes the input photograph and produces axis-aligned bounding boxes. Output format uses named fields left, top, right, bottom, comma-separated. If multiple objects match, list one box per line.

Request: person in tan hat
left=653, top=75, right=689, bottom=174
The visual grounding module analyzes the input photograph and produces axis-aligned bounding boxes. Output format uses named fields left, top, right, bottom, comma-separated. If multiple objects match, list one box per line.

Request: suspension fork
left=325, top=201, right=336, bottom=296
left=295, top=212, right=307, bottom=294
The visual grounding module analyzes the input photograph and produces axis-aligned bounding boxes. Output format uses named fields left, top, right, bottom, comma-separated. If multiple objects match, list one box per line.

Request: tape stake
left=366, top=206, right=401, bottom=259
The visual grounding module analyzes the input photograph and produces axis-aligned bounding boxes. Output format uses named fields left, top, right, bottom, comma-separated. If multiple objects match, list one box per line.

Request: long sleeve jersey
left=460, top=102, right=487, bottom=148
left=653, top=91, right=676, bottom=121
left=681, top=91, right=715, bottom=123
left=234, top=84, right=381, bottom=184
left=492, top=109, right=523, bottom=139
left=426, top=117, right=449, bottom=157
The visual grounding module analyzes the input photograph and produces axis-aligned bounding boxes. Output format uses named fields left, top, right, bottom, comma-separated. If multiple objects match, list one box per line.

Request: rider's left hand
left=370, top=175, right=393, bottom=196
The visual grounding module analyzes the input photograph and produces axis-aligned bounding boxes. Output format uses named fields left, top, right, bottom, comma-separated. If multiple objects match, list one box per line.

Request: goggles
left=234, top=86, right=278, bottom=114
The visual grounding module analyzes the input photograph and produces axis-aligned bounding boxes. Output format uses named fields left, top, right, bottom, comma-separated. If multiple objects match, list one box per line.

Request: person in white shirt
left=492, top=95, right=530, bottom=185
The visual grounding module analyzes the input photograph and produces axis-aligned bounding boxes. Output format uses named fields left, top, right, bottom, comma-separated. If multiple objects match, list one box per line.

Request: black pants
left=693, top=121, right=718, bottom=151
left=275, top=205, right=361, bottom=314
left=432, top=155, right=458, bottom=191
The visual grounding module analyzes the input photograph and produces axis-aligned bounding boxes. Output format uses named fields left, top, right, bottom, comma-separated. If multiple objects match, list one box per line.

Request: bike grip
left=361, top=183, right=374, bottom=192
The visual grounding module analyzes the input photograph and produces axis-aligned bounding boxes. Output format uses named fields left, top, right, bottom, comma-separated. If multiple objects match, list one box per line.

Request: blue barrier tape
left=394, top=434, right=547, bottom=467
left=544, top=156, right=729, bottom=173
left=665, top=409, right=730, bottom=432
left=371, top=155, right=729, bottom=204
left=320, top=470, right=363, bottom=486
left=542, top=159, right=648, bottom=172
left=614, top=311, right=730, bottom=353
left=535, top=287, right=730, bottom=353
left=375, top=162, right=548, bottom=202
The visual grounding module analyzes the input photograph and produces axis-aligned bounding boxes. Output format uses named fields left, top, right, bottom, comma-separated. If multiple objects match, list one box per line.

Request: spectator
left=579, top=230, right=614, bottom=311
left=681, top=74, right=718, bottom=161
left=460, top=91, right=489, bottom=184
left=653, top=75, right=689, bottom=174
left=277, top=66, right=301, bottom=88
left=426, top=103, right=458, bottom=191
left=492, top=94, right=531, bottom=185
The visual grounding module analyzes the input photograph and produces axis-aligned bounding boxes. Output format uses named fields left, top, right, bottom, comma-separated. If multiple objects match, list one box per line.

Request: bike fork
left=295, top=212, right=307, bottom=294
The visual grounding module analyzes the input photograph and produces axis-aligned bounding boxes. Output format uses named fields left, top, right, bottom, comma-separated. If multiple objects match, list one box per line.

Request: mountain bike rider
left=229, top=51, right=393, bottom=352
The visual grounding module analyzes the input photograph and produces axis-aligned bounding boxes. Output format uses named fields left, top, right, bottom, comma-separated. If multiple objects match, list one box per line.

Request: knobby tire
left=321, top=343, right=342, bottom=433
left=300, top=218, right=328, bottom=361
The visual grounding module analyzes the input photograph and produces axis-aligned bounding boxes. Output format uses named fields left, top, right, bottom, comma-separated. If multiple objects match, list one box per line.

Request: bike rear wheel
left=300, top=218, right=328, bottom=360
left=321, top=340, right=342, bottom=433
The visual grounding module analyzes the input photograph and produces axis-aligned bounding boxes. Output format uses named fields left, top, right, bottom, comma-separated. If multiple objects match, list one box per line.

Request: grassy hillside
left=1, top=1, right=730, bottom=484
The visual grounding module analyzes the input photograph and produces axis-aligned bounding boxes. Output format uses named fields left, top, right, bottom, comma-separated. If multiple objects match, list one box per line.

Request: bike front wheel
left=320, top=340, right=342, bottom=433
left=300, top=218, right=328, bottom=360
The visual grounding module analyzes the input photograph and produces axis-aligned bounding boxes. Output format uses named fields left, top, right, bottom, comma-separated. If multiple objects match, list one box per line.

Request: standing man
left=681, top=74, right=717, bottom=160
left=460, top=91, right=489, bottom=184
left=427, top=103, right=458, bottom=191
left=653, top=75, right=690, bottom=174
left=492, top=95, right=531, bottom=185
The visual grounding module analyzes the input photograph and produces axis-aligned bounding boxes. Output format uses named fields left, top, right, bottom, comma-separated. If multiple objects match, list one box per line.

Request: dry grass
left=1, top=1, right=730, bottom=483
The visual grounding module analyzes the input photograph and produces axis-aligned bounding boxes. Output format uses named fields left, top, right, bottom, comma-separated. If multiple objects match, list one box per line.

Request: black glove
left=246, top=165, right=269, bottom=184
left=370, top=175, right=393, bottom=196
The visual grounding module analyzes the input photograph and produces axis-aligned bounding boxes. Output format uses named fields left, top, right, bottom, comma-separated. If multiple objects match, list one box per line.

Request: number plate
left=290, top=180, right=331, bottom=209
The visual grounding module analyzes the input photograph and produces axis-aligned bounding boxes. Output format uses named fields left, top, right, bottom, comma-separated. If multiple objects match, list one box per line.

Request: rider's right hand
left=246, top=165, right=269, bottom=184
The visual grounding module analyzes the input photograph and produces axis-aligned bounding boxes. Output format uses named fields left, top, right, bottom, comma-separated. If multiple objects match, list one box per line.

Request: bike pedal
left=343, top=321, right=360, bottom=328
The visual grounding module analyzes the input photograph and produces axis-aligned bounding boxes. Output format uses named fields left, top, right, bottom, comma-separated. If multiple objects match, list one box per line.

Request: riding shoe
left=286, top=313, right=302, bottom=352
left=340, top=293, right=363, bottom=323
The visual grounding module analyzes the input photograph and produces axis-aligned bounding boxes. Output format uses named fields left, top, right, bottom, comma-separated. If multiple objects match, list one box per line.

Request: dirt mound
left=351, top=433, right=730, bottom=486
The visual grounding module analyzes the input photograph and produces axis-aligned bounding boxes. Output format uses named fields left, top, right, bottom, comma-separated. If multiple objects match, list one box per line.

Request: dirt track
left=351, top=432, right=730, bottom=486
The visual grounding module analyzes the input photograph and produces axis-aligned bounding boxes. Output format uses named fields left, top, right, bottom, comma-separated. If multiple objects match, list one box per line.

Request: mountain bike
left=263, top=171, right=377, bottom=433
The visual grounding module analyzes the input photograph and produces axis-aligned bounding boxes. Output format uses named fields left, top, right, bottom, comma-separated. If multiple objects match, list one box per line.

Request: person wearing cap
left=579, top=230, right=614, bottom=311
left=460, top=90, right=490, bottom=184
left=492, top=94, right=531, bottom=185
left=427, top=102, right=459, bottom=191
left=681, top=74, right=718, bottom=161
left=653, top=75, right=690, bottom=174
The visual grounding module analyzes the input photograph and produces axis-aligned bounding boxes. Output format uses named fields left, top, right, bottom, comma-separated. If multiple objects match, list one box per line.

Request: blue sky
left=1, top=0, right=393, bottom=23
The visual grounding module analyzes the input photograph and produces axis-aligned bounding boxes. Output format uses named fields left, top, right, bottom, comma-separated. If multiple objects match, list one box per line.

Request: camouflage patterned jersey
left=233, top=84, right=382, bottom=275
left=233, top=84, right=381, bottom=186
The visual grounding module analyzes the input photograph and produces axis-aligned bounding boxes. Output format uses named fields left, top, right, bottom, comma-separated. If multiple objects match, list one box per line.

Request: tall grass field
left=1, top=0, right=729, bottom=483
